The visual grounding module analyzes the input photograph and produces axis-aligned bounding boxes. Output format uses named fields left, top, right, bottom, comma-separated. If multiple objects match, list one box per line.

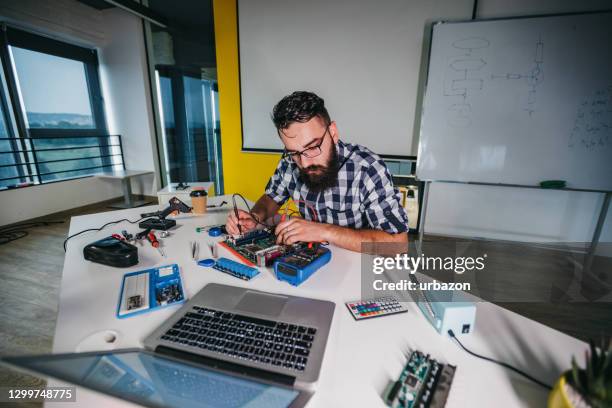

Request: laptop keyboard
left=160, top=306, right=316, bottom=372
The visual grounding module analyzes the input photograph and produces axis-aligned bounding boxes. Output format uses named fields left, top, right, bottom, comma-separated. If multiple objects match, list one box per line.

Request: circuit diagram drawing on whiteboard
left=444, top=37, right=489, bottom=127
left=418, top=12, right=612, bottom=191
left=490, top=36, right=544, bottom=117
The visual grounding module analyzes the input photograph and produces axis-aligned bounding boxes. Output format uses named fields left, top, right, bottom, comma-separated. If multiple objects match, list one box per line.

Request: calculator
left=345, top=297, right=408, bottom=321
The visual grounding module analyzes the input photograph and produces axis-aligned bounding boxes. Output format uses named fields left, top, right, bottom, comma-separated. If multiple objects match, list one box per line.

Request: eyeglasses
left=281, top=127, right=330, bottom=160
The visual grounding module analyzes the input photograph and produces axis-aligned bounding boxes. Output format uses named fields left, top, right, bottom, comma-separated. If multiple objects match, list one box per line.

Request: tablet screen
left=4, top=350, right=300, bottom=408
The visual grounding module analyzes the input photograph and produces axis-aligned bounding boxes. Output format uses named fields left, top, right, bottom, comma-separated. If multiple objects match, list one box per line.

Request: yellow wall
left=213, top=0, right=279, bottom=200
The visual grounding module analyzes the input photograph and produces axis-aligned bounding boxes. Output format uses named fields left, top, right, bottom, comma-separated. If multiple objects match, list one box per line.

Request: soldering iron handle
left=136, top=227, right=152, bottom=240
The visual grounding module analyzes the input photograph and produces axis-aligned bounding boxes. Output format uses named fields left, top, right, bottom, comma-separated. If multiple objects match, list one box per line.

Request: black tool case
left=83, top=236, right=138, bottom=268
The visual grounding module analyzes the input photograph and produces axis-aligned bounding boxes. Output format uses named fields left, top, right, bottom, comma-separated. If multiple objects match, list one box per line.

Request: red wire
left=293, top=199, right=318, bottom=222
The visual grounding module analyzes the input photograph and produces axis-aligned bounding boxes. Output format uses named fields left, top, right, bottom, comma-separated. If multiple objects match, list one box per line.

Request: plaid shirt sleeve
left=359, top=160, right=409, bottom=234
left=264, top=158, right=291, bottom=206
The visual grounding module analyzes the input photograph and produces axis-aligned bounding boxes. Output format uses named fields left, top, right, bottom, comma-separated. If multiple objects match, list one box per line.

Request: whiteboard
left=237, top=0, right=472, bottom=155
left=417, top=12, right=612, bottom=191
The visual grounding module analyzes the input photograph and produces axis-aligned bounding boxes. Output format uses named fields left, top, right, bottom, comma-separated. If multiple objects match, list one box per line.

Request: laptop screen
left=5, top=350, right=300, bottom=408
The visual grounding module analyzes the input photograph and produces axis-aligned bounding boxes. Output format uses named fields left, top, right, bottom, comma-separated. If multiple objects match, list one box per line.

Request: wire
left=294, top=199, right=319, bottom=222
left=232, top=193, right=273, bottom=229
left=0, top=221, right=63, bottom=233
left=232, top=194, right=243, bottom=235
left=231, top=193, right=317, bottom=229
left=232, top=193, right=252, bottom=213
left=63, top=217, right=146, bottom=251
left=0, top=230, right=28, bottom=245
left=278, top=143, right=359, bottom=223
left=447, top=330, right=552, bottom=390
left=286, top=209, right=301, bottom=217
left=0, top=221, right=65, bottom=246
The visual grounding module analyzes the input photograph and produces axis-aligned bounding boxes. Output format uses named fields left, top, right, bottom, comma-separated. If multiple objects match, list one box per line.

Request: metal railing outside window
left=0, top=134, right=124, bottom=189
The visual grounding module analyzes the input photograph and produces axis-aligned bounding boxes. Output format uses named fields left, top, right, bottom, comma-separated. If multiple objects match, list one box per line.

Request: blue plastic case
left=274, top=247, right=331, bottom=286
left=116, top=264, right=186, bottom=318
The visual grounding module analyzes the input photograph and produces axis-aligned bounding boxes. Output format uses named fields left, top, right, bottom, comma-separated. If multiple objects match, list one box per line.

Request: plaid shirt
left=265, top=140, right=409, bottom=234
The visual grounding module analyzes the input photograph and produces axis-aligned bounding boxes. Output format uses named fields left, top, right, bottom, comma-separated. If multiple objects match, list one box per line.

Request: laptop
left=1, top=283, right=336, bottom=408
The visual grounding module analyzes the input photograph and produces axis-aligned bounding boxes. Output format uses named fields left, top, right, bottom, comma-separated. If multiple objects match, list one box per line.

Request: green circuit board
left=384, top=350, right=455, bottom=408
left=223, top=236, right=279, bottom=264
left=220, top=228, right=308, bottom=266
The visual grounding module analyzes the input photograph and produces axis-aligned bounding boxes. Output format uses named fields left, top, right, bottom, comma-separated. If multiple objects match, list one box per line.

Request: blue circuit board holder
left=116, top=264, right=186, bottom=318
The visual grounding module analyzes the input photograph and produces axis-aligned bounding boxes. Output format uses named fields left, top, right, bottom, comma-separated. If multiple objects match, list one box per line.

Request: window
left=144, top=1, right=223, bottom=193
left=10, top=47, right=95, bottom=130
left=155, top=68, right=222, bottom=193
left=0, top=24, right=120, bottom=189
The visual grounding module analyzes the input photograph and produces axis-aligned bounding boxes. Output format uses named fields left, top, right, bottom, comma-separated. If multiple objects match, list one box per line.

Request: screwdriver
left=147, top=231, right=165, bottom=257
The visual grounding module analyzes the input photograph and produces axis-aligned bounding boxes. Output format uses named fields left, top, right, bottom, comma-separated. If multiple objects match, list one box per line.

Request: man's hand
left=276, top=216, right=407, bottom=252
left=275, top=218, right=328, bottom=245
left=226, top=209, right=258, bottom=236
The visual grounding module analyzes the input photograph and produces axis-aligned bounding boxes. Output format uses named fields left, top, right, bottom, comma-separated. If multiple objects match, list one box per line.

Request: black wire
left=230, top=145, right=358, bottom=231
left=250, top=212, right=273, bottom=228
left=232, top=193, right=272, bottom=229
left=63, top=217, right=146, bottom=251
left=231, top=194, right=242, bottom=234
left=448, top=330, right=552, bottom=390
left=0, top=220, right=64, bottom=233
left=0, top=221, right=65, bottom=246
left=232, top=193, right=252, bottom=213
left=0, top=230, right=28, bottom=245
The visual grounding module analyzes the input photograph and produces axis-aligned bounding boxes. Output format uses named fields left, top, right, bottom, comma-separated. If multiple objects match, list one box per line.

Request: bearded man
left=226, top=91, right=408, bottom=252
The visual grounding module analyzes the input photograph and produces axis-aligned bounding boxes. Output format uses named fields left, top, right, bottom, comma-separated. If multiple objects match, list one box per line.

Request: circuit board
left=384, top=350, right=455, bottom=408
left=219, top=228, right=308, bottom=266
left=155, top=282, right=183, bottom=306
left=117, top=264, right=185, bottom=318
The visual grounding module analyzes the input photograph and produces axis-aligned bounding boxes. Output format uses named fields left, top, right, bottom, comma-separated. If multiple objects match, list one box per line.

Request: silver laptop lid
left=144, top=283, right=336, bottom=386
left=1, top=349, right=312, bottom=408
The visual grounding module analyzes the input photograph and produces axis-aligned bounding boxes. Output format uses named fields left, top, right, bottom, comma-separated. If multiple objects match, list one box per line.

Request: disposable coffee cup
left=190, top=189, right=208, bottom=214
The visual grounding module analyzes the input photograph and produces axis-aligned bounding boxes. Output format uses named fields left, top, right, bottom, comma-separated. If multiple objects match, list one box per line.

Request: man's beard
left=298, top=147, right=340, bottom=193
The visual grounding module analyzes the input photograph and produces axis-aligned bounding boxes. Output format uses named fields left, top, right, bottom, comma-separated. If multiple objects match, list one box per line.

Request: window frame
left=3, top=25, right=107, bottom=138
left=0, top=24, right=118, bottom=189
left=155, top=67, right=223, bottom=192
left=0, top=69, right=32, bottom=186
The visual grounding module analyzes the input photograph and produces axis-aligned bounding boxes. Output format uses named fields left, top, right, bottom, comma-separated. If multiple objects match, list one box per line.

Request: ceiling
left=76, top=0, right=216, bottom=69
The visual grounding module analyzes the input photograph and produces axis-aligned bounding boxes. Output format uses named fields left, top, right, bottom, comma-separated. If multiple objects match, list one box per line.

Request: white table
left=52, top=195, right=588, bottom=407
left=96, top=170, right=154, bottom=208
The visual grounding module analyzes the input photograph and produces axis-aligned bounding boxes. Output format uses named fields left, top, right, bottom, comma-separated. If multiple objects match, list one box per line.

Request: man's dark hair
left=272, top=91, right=331, bottom=131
